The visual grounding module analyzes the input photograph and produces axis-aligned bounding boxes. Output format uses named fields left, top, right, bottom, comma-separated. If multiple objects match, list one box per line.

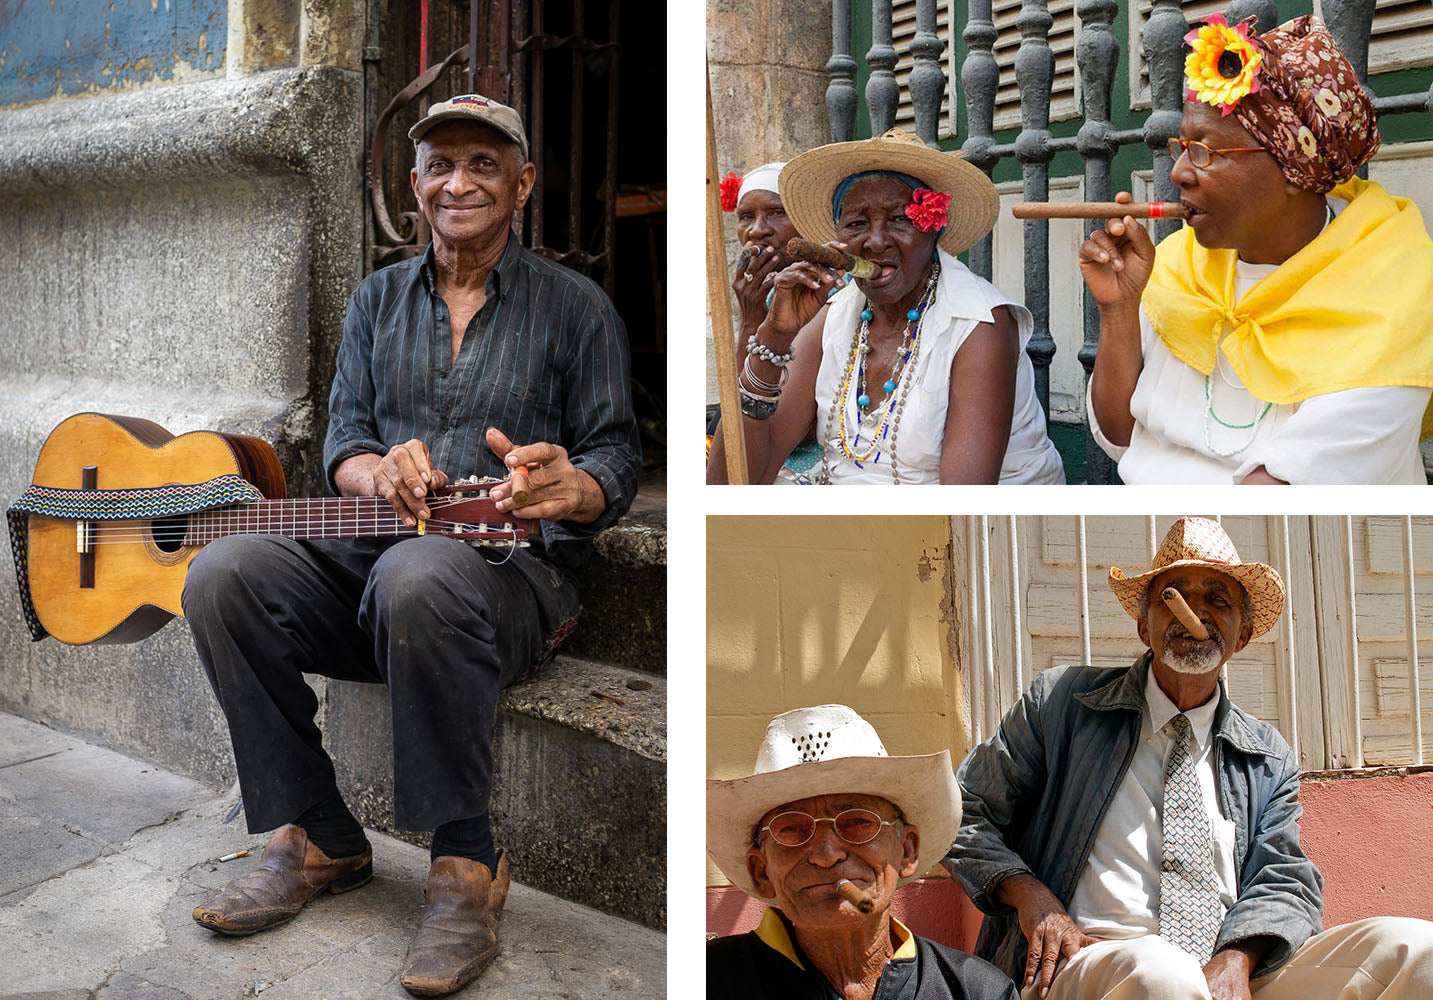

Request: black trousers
left=181, top=534, right=580, bottom=833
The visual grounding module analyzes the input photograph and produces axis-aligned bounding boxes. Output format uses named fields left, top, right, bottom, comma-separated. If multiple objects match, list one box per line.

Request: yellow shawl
left=1142, top=177, right=1433, bottom=438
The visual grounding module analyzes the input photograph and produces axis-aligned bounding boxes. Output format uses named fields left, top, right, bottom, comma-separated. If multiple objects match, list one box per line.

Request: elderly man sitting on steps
left=707, top=704, right=1018, bottom=1000
left=949, top=517, right=1433, bottom=999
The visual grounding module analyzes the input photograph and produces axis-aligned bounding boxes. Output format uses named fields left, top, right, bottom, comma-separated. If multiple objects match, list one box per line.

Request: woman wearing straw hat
left=707, top=130, right=1064, bottom=485
left=707, top=705, right=1018, bottom=999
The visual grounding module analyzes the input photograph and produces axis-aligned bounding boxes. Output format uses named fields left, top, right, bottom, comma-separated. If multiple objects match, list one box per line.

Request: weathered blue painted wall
left=0, top=0, right=226, bottom=108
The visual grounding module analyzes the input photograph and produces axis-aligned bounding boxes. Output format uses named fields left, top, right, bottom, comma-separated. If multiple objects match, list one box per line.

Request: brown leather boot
left=399, top=849, right=510, bottom=997
left=192, top=824, right=373, bottom=936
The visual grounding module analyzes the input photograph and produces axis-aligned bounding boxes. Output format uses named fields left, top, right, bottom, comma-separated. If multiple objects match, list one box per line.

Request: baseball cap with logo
left=408, top=93, right=529, bottom=163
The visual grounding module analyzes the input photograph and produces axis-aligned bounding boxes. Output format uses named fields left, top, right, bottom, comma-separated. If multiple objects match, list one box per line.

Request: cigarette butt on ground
left=835, top=878, right=875, bottom=914
left=218, top=850, right=250, bottom=863
left=1161, top=587, right=1209, bottom=640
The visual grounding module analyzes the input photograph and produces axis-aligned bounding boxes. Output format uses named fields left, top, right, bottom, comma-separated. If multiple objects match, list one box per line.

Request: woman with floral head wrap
left=708, top=131, right=1064, bottom=485
left=1083, top=14, right=1433, bottom=484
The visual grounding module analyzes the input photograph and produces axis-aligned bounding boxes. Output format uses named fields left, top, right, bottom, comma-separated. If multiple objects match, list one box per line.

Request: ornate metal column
left=961, top=0, right=999, bottom=281
left=908, top=0, right=945, bottom=145
left=1226, top=0, right=1279, bottom=35
left=1014, top=0, right=1056, bottom=418
left=866, top=0, right=898, bottom=134
left=827, top=0, right=857, bottom=142
left=1075, top=0, right=1119, bottom=484
left=1142, top=0, right=1186, bottom=243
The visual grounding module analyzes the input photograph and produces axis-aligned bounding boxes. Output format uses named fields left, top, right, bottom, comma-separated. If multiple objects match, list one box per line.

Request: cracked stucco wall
left=706, top=514, right=965, bottom=886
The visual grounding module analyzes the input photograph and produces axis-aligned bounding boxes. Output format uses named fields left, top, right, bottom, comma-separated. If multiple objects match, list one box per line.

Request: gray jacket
left=946, top=652, right=1323, bottom=982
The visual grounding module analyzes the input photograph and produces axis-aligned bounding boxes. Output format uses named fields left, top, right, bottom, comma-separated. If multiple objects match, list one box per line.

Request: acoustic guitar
left=13, top=412, right=529, bottom=646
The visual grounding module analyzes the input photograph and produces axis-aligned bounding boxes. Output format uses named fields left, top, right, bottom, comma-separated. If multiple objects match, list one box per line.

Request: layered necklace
left=821, top=257, right=941, bottom=484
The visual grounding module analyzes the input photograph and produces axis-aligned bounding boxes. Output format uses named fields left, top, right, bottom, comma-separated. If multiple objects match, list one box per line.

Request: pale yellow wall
left=707, top=515, right=967, bottom=885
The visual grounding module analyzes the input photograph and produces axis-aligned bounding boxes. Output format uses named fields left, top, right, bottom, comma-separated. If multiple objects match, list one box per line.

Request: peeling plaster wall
left=0, top=0, right=228, bottom=108
left=706, top=514, right=964, bottom=885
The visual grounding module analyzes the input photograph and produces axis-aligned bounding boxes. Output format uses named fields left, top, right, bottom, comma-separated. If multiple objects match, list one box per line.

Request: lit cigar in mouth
left=1161, top=587, right=1209, bottom=641
left=835, top=878, right=875, bottom=913
left=1012, top=201, right=1189, bottom=220
left=786, top=238, right=880, bottom=279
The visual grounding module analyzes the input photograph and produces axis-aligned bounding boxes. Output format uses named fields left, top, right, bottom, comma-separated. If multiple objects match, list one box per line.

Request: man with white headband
left=950, top=517, right=1433, bottom=999
left=707, top=704, right=1017, bottom=999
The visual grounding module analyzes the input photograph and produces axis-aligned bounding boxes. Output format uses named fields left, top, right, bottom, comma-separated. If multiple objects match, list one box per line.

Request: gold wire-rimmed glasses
left=758, top=808, right=901, bottom=848
left=1168, top=137, right=1266, bottom=168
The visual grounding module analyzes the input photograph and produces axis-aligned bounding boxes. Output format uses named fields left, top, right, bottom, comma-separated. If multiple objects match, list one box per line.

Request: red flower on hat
left=905, top=189, right=950, bottom=232
left=719, top=171, right=741, bottom=212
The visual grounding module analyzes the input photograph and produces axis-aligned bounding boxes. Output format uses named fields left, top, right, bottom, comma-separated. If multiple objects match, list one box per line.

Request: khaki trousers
left=1021, top=918, right=1433, bottom=1000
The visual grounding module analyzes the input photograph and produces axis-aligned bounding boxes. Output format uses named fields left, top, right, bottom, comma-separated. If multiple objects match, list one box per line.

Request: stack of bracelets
left=738, top=333, right=794, bottom=420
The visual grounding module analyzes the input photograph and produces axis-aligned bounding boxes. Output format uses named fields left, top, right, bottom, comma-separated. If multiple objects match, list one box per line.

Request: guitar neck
left=186, top=498, right=417, bottom=544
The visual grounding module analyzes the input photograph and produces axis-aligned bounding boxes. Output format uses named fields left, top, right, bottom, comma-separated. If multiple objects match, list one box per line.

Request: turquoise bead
left=883, top=380, right=896, bottom=393
left=907, top=308, right=920, bottom=321
left=861, top=309, right=873, bottom=322
left=857, top=394, right=870, bottom=408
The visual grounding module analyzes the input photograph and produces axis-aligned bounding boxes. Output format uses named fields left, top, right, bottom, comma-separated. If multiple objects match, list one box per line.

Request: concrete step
left=0, top=710, right=665, bottom=999
left=327, top=654, right=665, bottom=928
left=565, top=510, right=665, bottom=675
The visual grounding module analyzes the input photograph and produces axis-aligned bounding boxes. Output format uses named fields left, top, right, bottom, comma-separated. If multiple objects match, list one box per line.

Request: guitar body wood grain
left=25, top=412, right=286, bottom=645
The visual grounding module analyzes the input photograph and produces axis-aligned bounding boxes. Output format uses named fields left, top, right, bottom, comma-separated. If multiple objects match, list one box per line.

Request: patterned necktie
left=1159, top=713, right=1223, bottom=963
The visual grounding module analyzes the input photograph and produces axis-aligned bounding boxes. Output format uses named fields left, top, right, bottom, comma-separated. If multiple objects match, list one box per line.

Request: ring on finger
left=744, top=271, right=755, bottom=282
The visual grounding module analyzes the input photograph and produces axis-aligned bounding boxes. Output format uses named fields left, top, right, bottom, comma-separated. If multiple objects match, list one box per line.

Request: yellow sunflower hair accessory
left=1184, top=14, right=1263, bottom=116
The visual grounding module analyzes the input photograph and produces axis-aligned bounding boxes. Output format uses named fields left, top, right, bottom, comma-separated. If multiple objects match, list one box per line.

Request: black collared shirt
left=323, top=232, right=640, bottom=568
left=707, top=909, right=1019, bottom=1000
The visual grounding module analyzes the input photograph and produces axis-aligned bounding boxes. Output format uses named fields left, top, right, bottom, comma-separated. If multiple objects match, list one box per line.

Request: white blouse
left=813, top=250, right=1065, bottom=484
left=1090, top=199, right=1430, bottom=484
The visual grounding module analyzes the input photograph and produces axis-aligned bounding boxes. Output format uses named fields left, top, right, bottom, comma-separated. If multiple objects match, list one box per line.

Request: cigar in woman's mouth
left=786, top=238, right=880, bottom=279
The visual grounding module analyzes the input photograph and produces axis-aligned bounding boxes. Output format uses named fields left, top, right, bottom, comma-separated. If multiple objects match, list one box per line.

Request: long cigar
left=1161, top=588, right=1209, bottom=640
left=1012, top=201, right=1189, bottom=220
left=835, top=878, right=875, bottom=914
left=786, top=238, right=880, bottom=279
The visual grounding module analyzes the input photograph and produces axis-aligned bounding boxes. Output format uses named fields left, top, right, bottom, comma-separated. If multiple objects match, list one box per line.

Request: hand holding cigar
left=1162, top=587, right=1210, bottom=640
left=786, top=238, right=879, bottom=279
left=835, top=878, right=875, bottom=913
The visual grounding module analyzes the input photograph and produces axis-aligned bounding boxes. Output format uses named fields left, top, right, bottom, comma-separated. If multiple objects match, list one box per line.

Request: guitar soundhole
left=150, top=516, right=189, bottom=554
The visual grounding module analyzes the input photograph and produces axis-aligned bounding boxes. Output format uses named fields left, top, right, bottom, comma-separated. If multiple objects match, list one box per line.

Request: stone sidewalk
left=0, top=711, right=665, bottom=1000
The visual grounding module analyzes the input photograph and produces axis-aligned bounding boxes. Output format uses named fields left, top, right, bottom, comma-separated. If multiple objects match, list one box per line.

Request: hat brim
left=778, top=138, right=999, bottom=257
left=1109, top=559, right=1286, bottom=639
left=706, top=750, right=959, bottom=899
left=408, top=112, right=528, bottom=160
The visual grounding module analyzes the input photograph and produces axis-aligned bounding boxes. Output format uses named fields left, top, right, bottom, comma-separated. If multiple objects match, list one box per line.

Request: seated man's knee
left=365, top=537, right=497, bottom=624
left=1063, top=937, right=1208, bottom=999
left=181, top=536, right=285, bottom=619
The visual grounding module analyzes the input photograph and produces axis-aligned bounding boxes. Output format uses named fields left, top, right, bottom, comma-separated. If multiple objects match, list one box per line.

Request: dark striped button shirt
left=324, top=233, right=640, bottom=568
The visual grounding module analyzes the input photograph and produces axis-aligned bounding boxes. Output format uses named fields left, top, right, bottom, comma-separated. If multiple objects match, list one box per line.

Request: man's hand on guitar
left=338, top=440, right=449, bottom=526
left=485, top=428, right=606, bottom=524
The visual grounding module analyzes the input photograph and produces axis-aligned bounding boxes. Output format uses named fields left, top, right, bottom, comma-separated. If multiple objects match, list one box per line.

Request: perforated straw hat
left=1108, top=517, right=1286, bottom=639
left=778, top=130, right=999, bottom=256
left=408, top=93, right=529, bottom=162
left=706, top=704, right=960, bottom=900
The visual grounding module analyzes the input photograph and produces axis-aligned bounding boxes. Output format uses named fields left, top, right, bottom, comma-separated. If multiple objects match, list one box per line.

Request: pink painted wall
left=1298, top=771, right=1433, bottom=928
left=707, top=771, right=1433, bottom=945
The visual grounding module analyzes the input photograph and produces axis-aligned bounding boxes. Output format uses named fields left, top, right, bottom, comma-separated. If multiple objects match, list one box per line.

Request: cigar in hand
left=835, top=878, right=875, bottom=914
left=509, top=467, right=532, bottom=508
left=786, top=238, right=880, bottom=279
left=1012, top=201, right=1189, bottom=220
left=1161, top=587, right=1209, bottom=640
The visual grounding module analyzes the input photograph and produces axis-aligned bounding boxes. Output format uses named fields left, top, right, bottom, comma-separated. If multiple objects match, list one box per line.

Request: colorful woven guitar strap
left=6, top=475, right=265, bottom=642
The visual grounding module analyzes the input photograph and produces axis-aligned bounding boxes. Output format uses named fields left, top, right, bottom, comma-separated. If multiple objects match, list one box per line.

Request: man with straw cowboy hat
left=950, top=517, right=1433, bottom=999
left=708, top=704, right=1019, bottom=999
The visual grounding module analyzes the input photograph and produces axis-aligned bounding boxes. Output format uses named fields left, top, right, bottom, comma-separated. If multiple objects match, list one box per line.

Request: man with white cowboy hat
left=708, top=704, right=1018, bottom=999
left=949, top=517, right=1433, bottom=999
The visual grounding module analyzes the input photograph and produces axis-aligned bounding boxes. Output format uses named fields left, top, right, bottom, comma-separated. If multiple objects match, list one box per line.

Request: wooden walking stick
left=706, top=64, right=750, bottom=484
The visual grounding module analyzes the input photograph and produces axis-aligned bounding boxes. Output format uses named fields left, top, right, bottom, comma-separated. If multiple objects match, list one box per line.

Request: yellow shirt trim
left=754, top=907, right=918, bottom=968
